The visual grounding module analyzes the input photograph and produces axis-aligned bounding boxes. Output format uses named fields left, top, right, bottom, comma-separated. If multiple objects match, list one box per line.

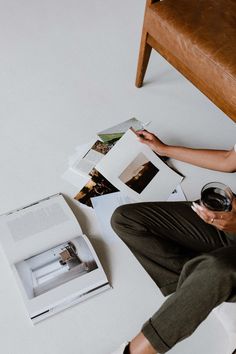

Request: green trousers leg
left=111, top=202, right=236, bottom=353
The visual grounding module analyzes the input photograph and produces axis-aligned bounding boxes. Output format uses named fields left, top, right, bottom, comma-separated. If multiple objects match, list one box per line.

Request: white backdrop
left=0, top=1, right=236, bottom=353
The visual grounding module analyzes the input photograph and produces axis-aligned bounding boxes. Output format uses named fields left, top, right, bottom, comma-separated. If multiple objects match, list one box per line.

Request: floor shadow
left=63, top=193, right=94, bottom=234
left=142, top=68, right=180, bottom=87
left=88, top=236, right=113, bottom=285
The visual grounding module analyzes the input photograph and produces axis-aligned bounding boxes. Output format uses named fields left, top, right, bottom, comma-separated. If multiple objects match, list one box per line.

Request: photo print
left=72, top=140, right=115, bottom=177
left=97, top=118, right=145, bottom=143
left=74, top=168, right=119, bottom=207
left=15, top=236, right=98, bottom=299
left=87, top=140, right=113, bottom=155
left=119, top=152, right=159, bottom=194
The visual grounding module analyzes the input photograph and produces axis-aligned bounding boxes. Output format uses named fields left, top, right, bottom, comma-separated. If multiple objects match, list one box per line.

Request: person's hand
left=191, top=198, right=236, bottom=233
left=136, top=130, right=168, bottom=156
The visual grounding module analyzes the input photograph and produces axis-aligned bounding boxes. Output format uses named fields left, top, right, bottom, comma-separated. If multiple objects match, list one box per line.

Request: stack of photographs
left=69, top=118, right=146, bottom=207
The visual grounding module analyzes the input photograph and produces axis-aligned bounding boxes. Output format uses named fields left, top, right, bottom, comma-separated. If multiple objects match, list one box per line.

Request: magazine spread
left=0, top=194, right=110, bottom=324
left=96, top=129, right=183, bottom=202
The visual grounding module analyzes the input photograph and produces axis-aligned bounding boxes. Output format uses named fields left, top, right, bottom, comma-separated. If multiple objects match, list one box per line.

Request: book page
left=15, top=236, right=98, bottom=300
left=7, top=202, right=69, bottom=242
left=73, top=157, right=99, bottom=176
left=96, top=129, right=184, bottom=202
left=91, top=192, right=133, bottom=243
left=71, top=140, right=114, bottom=178
left=0, top=194, right=82, bottom=263
left=11, top=234, right=110, bottom=323
left=167, top=185, right=187, bottom=202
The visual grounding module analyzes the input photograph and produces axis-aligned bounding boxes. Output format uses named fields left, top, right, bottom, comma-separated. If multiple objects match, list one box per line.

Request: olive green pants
left=111, top=202, right=236, bottom=353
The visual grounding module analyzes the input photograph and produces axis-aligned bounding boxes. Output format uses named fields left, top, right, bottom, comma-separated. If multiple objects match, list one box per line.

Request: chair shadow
left=63, top=194, right=93, bottom=233
left=141, top=68, right=181, bottom=87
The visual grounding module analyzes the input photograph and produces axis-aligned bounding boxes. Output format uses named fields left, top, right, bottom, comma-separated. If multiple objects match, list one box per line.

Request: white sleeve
left=234, top=144, right=236, bottom=152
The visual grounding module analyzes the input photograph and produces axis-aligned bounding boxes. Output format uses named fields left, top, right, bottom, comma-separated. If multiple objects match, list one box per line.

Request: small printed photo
left=86, top=140, right=113, bottom=156
left=72, top=140, right=116, bottom=178
left=98, top=118, right=144, bottom=143
left=15, top=237, right=98, bottom=299
left=74, top=169, right=119, bottom=207
left=119, top=153, right=159, bottom=194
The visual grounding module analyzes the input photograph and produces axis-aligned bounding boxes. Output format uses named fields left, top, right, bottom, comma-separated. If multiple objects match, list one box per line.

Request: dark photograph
left=74, top=168, right=119, bottom=207
left=85, top=140, right=113, bottom=156
left=119, top=153, right=159, bottom=194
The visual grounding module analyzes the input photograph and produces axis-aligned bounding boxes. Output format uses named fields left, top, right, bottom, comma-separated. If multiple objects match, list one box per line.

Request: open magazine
left=0, top=194, right=110, bottom=324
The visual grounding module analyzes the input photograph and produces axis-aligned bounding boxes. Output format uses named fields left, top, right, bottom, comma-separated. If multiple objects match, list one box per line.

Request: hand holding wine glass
left=191, top=182, right=236, bottom=232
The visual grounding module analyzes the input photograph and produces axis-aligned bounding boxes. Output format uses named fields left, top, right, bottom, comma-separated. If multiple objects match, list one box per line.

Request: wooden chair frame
left=135, top=0, right=236, bottom=122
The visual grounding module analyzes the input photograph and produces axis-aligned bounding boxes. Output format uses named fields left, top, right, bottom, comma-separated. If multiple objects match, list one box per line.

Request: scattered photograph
left=72, top=140, right=115, bottom=177
left=98, top=118, right=144, bottom=143
left=74, top=169, right=119, bottom=207
left=119, top=153, right=159, bottom=194
left=87, top=140, right=113, bottom=155
left=15, top=236, right=98, bottom=299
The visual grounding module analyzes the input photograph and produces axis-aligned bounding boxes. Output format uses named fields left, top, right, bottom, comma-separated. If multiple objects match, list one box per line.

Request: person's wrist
left=154, top=143, right=169, bottom=157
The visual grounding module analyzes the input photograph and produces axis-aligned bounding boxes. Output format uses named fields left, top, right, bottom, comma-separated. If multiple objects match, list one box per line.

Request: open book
left=0, top=194, right=110, bottom=324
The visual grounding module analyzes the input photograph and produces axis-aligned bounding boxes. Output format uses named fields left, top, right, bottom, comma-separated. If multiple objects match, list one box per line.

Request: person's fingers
left=191, top=205, right=209, bottom=222
left=192, top=202, right=212, bottom=216
left=193, top=202, right=231, bottom=220
left=191, top=203, right=230, bottom=228
left=232, top=197, right=236, bottom=210
left=191, top=202, right=236, bottom=232
left=191, top=202, right=216, bottom=223
left=136, top=130, right=153, bottom=140
left=137, top=135, right=149, bottom=144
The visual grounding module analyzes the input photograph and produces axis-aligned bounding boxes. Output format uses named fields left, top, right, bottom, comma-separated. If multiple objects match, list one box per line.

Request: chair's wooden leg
left=135, top=31, right=152, bottom=88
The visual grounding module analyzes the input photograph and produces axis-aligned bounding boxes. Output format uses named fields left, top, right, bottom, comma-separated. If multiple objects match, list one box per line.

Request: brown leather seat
left=136, top=0, right=236, bottom=122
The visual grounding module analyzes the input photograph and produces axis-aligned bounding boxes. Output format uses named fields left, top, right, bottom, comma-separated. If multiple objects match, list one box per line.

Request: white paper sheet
left=91, top=186, right=186, bottom=244
left=97, top=117, right=145, bottom=142
left=167, top=184, right=187, bottom=202
left=96, top=129, right=184, bottom=202
left=91, top=192, right=133, bottom=243
left=0, top=194, right=82, bottom=263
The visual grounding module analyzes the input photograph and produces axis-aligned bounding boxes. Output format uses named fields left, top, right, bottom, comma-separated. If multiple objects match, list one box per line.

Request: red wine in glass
left=201, top=182, right=233, bottom=212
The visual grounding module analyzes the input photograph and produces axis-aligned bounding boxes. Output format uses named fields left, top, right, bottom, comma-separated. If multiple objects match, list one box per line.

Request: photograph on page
left=71, top=140, right=116, bottom=178
left=74, top=168, right=119, bottom=207
left=119, top=152, right=159, bottom=194
left=96, top=129, right=184, bottom=202
left=15, top=236, right=98, bottom=299
left=97, top=117, right=145, bottom=143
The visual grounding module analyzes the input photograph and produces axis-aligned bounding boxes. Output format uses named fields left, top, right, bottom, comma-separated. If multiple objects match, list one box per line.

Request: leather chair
left=135, top=0, right=236, bottom=122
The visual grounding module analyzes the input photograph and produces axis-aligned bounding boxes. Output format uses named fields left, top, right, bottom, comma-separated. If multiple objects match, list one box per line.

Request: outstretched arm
left=136, top=130, right=236, bottom=173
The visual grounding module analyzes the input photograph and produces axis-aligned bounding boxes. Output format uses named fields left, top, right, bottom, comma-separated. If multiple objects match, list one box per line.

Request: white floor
left=0, top=1, right=236, bottom=354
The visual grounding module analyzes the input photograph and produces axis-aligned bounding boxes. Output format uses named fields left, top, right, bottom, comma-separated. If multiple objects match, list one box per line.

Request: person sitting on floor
left=111, top=130, right=236, bottom=354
